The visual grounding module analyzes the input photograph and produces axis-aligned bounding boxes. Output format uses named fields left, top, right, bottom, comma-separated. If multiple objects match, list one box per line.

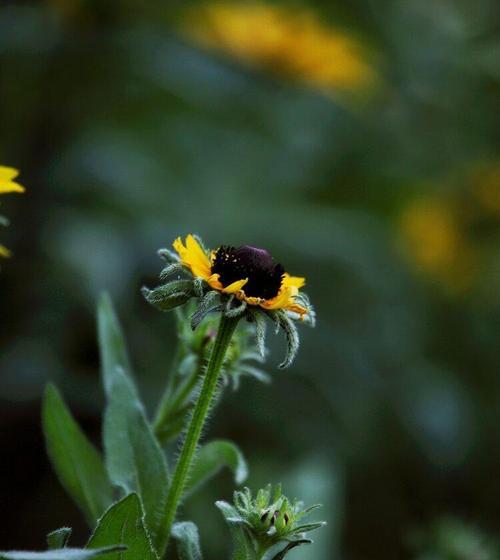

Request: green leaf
left=47, top=528, right=71, bottom=550
left=87, top=494, right=156, bottom=560
left=42, top=384, right=113, bottom=525
left=185, top=440, right=248, bottom=498
left=171, top=522, right=203, bottom=560
left=215, top=501, right=256, bottom=560
left=97, top=293, right=134, bottom=396
left=0, top=546, right=125, bottom=560
left=103, top=368, right=169, bottom=553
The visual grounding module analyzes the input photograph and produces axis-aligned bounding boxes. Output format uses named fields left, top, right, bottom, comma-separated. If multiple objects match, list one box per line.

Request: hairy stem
left=159, top=314, right=240, bottom=556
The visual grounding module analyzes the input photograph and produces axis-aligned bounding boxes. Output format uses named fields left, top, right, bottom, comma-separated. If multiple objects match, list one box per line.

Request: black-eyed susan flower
left=142, top=234, right=314, bottom=368
left=0, top=166, right=25, bottom=258
left=183, top=2, right=377, bottom=98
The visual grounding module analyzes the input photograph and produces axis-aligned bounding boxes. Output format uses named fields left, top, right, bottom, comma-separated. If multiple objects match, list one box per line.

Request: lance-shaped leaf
left=215, top=501, right=256, bottom=560
left=46, top=528, right=71, bottom=550
left=185, top=440, right=248, bottom=498
left=42, top=384, right=113, bottom=525
left=0, top=546, right=125, bottom=560
left=103, top=368, right=169, bottom=553
left=171, top=522, right=203, bottom=560
left=142, top=280, right=195, bottom=312
left=87, top=494, right=156, bottom=560
left=97, top=293, right=134, bottom=396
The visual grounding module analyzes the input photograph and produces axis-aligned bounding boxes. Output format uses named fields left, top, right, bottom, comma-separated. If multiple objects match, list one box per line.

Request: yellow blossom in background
left=183, top=2, right=377, bottom=96
left=0, top=166, right=25, bottom=258
left=399, top=196, right=478, bottom=294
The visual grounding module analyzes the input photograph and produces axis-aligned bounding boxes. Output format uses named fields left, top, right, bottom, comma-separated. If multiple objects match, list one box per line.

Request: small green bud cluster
left=217, top=484, right=325, bottom=559
left=234, top=484, right=324, bottom=541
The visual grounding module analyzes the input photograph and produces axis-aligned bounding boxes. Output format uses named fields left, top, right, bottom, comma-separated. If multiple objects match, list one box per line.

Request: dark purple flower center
left=212, top=245, right=284, bottom=299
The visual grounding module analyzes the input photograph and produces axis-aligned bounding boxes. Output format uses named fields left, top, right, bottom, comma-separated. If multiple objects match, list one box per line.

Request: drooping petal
left=207, top=273, right=224, bottom=290
left=0, top=181, right=25, bottom=194
left=261, top=285, right=294, bottom=310
left=173, top=234, right=212, bottom=279
left=285, top=302, right=308, bottom=317
left=222, top=278, right=248, bottom=294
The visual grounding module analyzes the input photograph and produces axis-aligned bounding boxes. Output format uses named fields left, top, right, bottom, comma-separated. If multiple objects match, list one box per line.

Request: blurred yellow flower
left=183, top=2, right=377, bottom=96
left=0, top=165, right=25, bottom=258
left=399, top=196, right=478, bottom=293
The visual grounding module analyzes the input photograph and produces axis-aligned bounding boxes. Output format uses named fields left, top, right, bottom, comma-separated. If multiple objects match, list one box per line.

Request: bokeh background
left=2, top=0, right=500, bottom=558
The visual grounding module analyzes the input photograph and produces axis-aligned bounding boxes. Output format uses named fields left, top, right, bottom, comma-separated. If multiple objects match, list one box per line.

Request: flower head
left=142, top=234, right=314, bottom=368
left=0, top=166, right=25, bottom=258
left=173, top=235, right=308, bottom=317
left=216, top=484, right=325, bottom=559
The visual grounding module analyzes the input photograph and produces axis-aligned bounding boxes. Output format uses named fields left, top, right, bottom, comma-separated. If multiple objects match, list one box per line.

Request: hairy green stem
left=160, top=314, right=240, bottom=556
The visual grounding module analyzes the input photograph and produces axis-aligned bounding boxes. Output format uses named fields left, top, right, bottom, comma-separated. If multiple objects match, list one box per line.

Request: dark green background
left=2, top=0, right=500, bottom=558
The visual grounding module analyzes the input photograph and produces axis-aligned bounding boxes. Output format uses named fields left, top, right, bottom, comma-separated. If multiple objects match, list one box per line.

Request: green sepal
left=159, top=262, right=185, bottom=281
left=142, top=280, right=195, bottom=312
left=184, top=440, right=248, bottom=498
left=191, top=291, right=221, bottom=330
left=42, top=384, right=113, bottom=526
left=225, top=299, right=247, bottom=318
left=46, top=528, right=71, bottom=550
left=157, top=248, right=179, bottom=263
left=171, top=522, right=203, bottom=560
left=249, top=310, right=267, bottom=358
left=276, top=311, right=299, bottom=369
left=87, top=494, right=156, bottom=560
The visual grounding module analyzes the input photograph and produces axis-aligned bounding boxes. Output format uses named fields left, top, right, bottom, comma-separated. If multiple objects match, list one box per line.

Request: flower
left=173, top=234, right=308, bottom=317
left=216, top=484, right=325, bottom=559
left=0, top=166, right=25, bottom=258
left=182, top=2, right=377, bottom=97
left=398, top=195, right=478, bottom=294
left=142, top=234, right=314, bottom=368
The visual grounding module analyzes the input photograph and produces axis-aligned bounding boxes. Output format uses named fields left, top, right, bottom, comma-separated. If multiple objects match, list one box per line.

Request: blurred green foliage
left=2, top=0, right=500, bottom=558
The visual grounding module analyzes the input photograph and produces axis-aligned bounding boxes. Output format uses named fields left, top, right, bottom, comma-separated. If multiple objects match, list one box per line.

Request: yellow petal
left=0, top=244, right=12, bottom=258
left=0, top=166, right=19, bottom=181
left=208, top=273, right=224, bottom=290
left=286, top=302, right=308, bottom=317
left=239, top=294, right=263, bottom=306
left=0, top=180, right=25, bottom=194
left=222, top=278, right=248, bottom=294
left=261, top=285, right=294, bottom=310
left=283, top=274, right=305, bottom=288
left=173, top=234, right=212, bottom=279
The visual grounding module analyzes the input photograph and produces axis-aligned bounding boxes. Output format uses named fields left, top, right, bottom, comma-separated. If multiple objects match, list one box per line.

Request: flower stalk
left=160, top=313, right=240, bottom=556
